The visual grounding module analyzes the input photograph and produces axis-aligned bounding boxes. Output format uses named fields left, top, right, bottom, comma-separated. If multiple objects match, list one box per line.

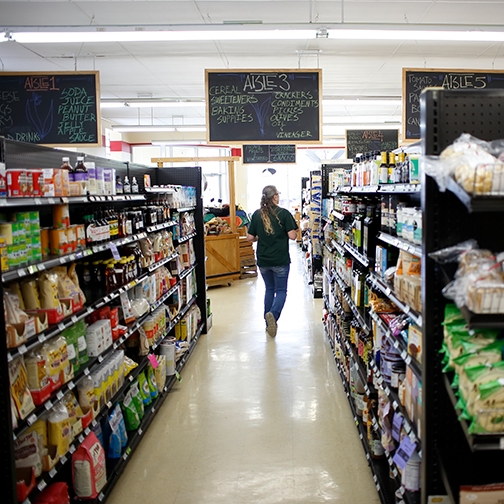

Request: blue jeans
left=259, top=264, right=290, bottom=322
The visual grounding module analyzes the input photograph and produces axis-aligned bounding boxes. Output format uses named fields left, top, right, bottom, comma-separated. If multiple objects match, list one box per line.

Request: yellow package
left=38, top=271, right=60, bottom=309
left=48, top=402, right=71, bottom=457
left=44, top=341, right=62, bottom=380
left=123, top=356, right=138, bottom=376
left=56, top=336, right=73, bottom=383
left=52, top=266, right=80, bottom=305
left=21, top=279, right=41, bottom=310
left=63, top=391, right=83, bottom=425
left=9, top=356, right=36, bottom=420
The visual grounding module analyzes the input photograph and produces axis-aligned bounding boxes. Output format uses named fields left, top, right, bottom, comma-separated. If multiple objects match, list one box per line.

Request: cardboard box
left=408, top=324, right=422, bottom=363
left=460, top=483, right=504, bottom=503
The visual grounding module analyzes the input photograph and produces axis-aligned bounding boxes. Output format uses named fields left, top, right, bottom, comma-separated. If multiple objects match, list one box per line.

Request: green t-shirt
left=247, top=206, right=298, bottom=267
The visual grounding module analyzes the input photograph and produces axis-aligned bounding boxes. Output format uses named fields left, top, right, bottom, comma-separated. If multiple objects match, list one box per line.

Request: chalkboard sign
left=206, top=69, right=321, bottom=144
left=345, top=129, right=399, bottom=159
left=243, top=144, right=296, bottom=164
left=0, top=71, right=101, bottom=146
left=403, top=68, right=504, bottom=141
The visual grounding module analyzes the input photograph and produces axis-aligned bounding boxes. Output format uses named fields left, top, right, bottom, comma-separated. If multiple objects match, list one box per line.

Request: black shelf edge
left=344, top=243, right=370, bottom=267
left=177, top=231, right=196, bottom=244
left=376, top=232, right=422, bottom=258
left=446, top=177, right=504, bottom=213
left=330, top=239, right=346, bottom=256
left=331, top=184, right=421, bottom=195
left=0, top=194, right=146, bottom=209
left=460, top=305, right=504, bottom=329
left=367, top=272, right=423, bottom=328
left=179, top=263, right=197, bottom=280
left=443, top=373, right=504, bottom=451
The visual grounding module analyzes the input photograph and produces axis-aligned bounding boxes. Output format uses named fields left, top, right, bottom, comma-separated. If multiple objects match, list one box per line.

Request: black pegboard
left=421, top=89, right=504, bottom=156
left=421, top=89, right=504, bottom=503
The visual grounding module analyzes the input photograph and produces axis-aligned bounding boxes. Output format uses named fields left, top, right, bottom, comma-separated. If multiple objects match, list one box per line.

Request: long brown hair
left=260, top=185, right=281, bottom=235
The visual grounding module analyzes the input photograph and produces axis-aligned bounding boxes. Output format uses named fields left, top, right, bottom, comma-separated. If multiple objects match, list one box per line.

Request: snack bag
left=147, top=364, right=158, bottom=399
left=38, top=271, right=60, bottom=309
left=138, top=372, right=151, bottom=406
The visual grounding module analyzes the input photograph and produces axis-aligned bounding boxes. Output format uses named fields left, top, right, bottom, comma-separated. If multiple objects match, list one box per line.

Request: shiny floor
left=107, top=244, right=381, bottom=504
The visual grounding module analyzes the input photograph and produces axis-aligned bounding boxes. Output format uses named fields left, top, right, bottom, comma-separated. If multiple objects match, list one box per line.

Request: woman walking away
left=247, top=185, right=298, bottom=337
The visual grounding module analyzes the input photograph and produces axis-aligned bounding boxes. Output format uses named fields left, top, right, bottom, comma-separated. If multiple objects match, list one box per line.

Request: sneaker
left=265, top=312, right=277, bottom=337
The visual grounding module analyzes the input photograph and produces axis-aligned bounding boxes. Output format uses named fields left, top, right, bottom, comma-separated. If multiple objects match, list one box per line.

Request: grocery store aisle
left=107, top=243, right=380, bottom=504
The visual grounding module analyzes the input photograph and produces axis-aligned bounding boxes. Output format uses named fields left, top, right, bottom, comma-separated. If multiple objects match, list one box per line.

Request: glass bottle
left=73, top=156, right=88, bottom=194
left=61, top=157, right=72, bottom=171
left=123, top=176, right=131, bottom=194
left=378, top=151, right=388, bottom=185
left=116, top=176, right=124, bottom=195
left=388, top=152, right=396, bottom=184
left=131, top=176, right=139, bottom=194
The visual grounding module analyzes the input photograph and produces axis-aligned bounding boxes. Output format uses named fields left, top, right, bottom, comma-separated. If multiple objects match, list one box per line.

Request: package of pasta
left=4, top=290, right=30, bottom=325
left=468, top=378, right=504, bottom=433
left=458, top=361, right=504, bottom=420
left=9, top=356, right=36, bottom=420
left=452, top=339, right=504, bottom=381
left=7, top=282, right=25, bottom=310
left=38, top=271, right=61, bottom=309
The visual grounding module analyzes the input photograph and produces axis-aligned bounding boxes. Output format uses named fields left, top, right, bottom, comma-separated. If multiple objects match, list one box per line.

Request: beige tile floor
left=107, top=244, right=381, bottom=504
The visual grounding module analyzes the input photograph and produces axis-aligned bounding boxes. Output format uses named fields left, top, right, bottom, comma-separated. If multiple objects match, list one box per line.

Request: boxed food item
left=460, top=483, right=504, bottom=503
left=408, top=324, right=422, bottom=363
left=85, top=319, right=112, bottom=357
left=7, top=169, right=30, bottom=197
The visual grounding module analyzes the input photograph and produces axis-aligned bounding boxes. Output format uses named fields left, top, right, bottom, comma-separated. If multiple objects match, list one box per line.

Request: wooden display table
left=205, top=233, right=241, bottom=286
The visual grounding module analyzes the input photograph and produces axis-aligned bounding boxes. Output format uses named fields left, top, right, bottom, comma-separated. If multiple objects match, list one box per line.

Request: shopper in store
left=247, top=185, right=298, bottom=337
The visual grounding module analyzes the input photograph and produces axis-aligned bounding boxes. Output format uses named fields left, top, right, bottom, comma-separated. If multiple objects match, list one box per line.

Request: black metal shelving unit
left=0, top=138, right=208, bottom=504
left=420, top=88, right=504, bottom=503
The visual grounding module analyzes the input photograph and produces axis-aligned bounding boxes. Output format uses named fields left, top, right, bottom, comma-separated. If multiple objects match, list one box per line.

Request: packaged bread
left=25, top=346, right=51, bottom=392
left=47, top=401, right=71, bottom=457
left=7, top=282, right=25, bottom=310
left=4, top=290, right=30, bottom=325
left=68, top=263, right=86, bottom=305
left=51, top=266, right=80, bottom=305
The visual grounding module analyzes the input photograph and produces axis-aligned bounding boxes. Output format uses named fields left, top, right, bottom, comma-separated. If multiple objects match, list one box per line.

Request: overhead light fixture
left=9, top=29, right=317, bottom=44
left=175, top=126, right=206, bottom=132
left=5, top=25, right=504, bottom=44
left=111, top=125, right=176, bottom=132
left=324, top=116, right=401, bottom=124
left=322, top=99, right=402, bottom=106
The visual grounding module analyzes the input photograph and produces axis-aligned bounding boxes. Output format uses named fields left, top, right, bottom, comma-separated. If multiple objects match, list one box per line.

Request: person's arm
left=247, top=233, right=258, bottom=242
left=287, top=229, right=297, bottom=241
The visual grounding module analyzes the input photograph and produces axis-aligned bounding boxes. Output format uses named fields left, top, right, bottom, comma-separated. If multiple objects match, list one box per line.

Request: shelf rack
left=0, top=138, right=209, bottom=504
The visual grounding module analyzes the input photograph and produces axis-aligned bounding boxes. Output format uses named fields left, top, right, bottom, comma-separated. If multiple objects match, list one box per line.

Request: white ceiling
left=1, top=0, right=504, bottom=141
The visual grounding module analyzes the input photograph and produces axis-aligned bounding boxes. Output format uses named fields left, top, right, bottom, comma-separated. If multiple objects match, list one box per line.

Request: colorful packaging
left=9, top=356, right=36, bottom=420
left=72, top=432, right=107, bottom=499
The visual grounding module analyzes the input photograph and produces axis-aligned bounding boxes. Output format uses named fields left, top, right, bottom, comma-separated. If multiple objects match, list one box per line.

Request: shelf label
left=71, top=315, right=78, bottom=324
left=58, top=322, right=66, bottom=332
left=138, top=428, right=143, bottom=436
left=84, top=427, right=91, bottom=435
left=18, top=344, right=28, bottom=355
left=84, top=368, right=90, bottom=376
left=27, top=413, right=38, bottom=426
left=500, top=438, right=504, bottom=450
left=107, top=401, right=113, bottom=409
left=49, top=468, right=57, bottom=478
left=392, top=436, right=417, bottom=470
left=56, top=391, right=64, bottom=400
left=98, top=493, right=105, bottom=502
left=110, top=242, right=121, bottom=260
left=69, top=444, right=76, bottom=454
left=45, top=400, right=53, bottom=410
left=37, top=480, right=47, bottom=492
left=392, top=412, right=403, bottom=442
left=27, top=265, right=37, bottom=274
left=78, top=434, right=85, bottom=443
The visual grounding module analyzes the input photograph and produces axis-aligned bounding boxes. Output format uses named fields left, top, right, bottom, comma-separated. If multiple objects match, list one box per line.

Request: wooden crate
left=239, top=237, right=257, bottom=278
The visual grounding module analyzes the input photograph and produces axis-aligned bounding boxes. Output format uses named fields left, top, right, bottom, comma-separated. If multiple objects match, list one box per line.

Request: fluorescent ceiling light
left=6, top=26, right=504, bottom=44
left=326, top=28, right=504, bottom=42
left=324, top=116, right=401, bottom=124
left=10, top=29, right=317, bottom=44
left=112, top=125, right=176, bottom=132
left=100, top=102, right=125, bottom=109
left=175, top=126, right=206, bottom=132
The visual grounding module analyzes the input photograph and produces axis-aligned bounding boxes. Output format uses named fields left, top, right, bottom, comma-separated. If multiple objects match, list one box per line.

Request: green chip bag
left=138, top=371, right=152, bottom=406
left=130, top=381, right=144, bottom=419
left=121, top=390, right=141, bottom=431
left=147, top=365, right=158, bottom=399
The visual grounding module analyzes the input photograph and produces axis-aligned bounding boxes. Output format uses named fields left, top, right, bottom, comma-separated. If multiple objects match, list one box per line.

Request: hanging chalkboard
left=346, top=129, right=399, bottom=159
left=206, top=69, right=321, bottom=144
left=242, top=144, right=296, bottom=164
left=0, top=71, right=101, bottom=146
left=403, top=68, right=504, bottom=141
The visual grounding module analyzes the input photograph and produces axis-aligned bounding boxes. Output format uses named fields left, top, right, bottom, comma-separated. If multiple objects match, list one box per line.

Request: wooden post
left=228, top=159, right=237, bottom=234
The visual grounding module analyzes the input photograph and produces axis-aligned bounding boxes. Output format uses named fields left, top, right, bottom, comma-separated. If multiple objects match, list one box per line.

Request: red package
left=109, top=307, right=119, bottom=328
left=33, top=482, right=70, bottom=504
left=72, top=432, right=107, bottom=499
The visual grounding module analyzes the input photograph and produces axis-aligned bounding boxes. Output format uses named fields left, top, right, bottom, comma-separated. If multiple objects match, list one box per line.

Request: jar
left=401, top=450, right=421, bottom=492
left=391, top=362, right=406, bottom=389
